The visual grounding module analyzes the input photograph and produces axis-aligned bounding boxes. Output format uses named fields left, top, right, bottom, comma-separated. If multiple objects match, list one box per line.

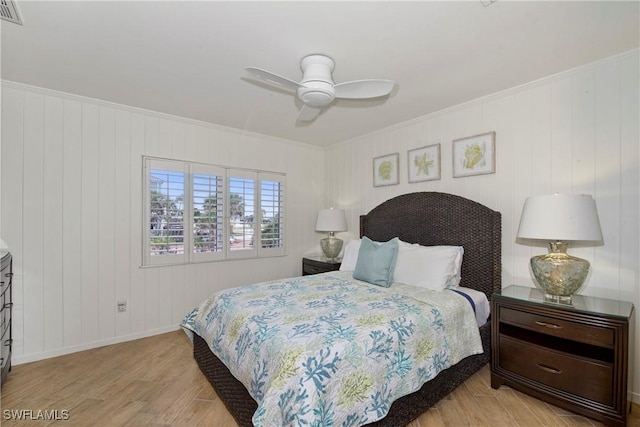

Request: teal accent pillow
left=353, top=237, right=400, bottom=287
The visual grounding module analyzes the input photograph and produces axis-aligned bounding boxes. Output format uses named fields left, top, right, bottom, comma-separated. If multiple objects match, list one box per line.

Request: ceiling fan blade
left=334, top=79, right=395, bottom=99
left=245, top=67, right=302, bottom=91
left=297, top=104, right=322, bottom=122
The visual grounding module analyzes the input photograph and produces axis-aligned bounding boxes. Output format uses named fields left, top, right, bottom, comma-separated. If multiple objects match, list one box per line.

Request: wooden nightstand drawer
left=499, top=335, right=613, bottom=405
left=304, top=263, right=330, bottom=275
left=302, top=257, right=341, bottom=276
left=499, top=306, right=614, bottom=348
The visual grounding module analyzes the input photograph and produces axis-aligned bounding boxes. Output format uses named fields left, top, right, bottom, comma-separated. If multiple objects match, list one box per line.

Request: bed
left=183, top=191, right=501, bottom=426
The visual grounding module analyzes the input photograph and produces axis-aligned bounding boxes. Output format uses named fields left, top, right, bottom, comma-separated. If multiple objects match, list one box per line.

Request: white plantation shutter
left=227, top=170, right=257, bottom=259
left=191, top=164, right=225, bottom=262
left=258, top=173, right=285, bottom=256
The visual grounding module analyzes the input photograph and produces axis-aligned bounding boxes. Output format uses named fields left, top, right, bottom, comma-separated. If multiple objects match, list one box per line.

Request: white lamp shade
left=517, top=194, right=603, bottom=242
left=315, top=208, right=347, bottom=232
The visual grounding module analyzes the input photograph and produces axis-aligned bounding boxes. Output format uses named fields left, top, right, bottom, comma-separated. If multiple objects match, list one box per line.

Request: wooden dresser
left=491, top=285, right=634, bottom=427
left=1, top=251, right=13, bottom=386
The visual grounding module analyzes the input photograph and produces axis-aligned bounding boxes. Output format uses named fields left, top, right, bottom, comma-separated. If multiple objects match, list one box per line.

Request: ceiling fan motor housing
left=297, top=54, right=336, bottom=107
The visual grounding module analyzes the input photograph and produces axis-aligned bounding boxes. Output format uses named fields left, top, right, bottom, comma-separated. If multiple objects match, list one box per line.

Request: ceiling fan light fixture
left=297, top=81, right=335, bottom=108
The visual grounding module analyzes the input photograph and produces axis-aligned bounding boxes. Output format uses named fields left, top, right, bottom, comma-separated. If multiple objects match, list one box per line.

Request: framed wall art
left=452, top=131, right=496, bottom=178
left=408, top=144, right=440, bottom=183
left=373, top=153, right=399, bottom=187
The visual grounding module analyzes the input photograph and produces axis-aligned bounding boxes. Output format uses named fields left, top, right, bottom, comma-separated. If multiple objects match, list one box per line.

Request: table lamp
left=516, top=194, right=602, bottom=304
left=315, top=208, right=347, bottom=260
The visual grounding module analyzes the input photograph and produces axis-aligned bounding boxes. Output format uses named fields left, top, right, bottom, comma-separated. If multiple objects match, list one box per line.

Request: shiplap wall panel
left=511, top=91, right=534, bottom=282
left=23, top=92, right=45, bottom=356
left=495, top=95, right=516, bottom=280
left=324, top=50, right=639, bottom=401
left=144, top=265, right=160, bottom=332
left=115, top=110, right=132, bottom=337
left=530, top=85, right=553, bottom=195
left=550, top=78, right=574, bottom=193
left=593, top=60, right=623, bottom=298
left=1, top=87, right=24, bottom=355
left=99, top=107, right=117, bottom=341
left=62, top=99, right=83, bottom=347
left=572, top=71, right=596, bottom=195
left=43, top=96, right=65, bottom=351
left=81, top=103, right=100, bottom=343
left=157, top=246, right=173, bottom=328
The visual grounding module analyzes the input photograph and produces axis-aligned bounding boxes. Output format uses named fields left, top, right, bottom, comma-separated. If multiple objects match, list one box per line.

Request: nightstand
left=302, top=255, right=341, bottom=276
left=491, top=285, right=634, bottom=427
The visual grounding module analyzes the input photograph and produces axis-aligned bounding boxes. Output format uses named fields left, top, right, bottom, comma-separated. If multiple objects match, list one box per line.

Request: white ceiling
left=2, top=1, right=638, bottom=147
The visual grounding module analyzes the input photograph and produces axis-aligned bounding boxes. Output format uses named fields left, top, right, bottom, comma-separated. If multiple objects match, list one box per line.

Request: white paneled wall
left=325, top=51, right=640, bottom=401
left=0, top=83, right=325, bottom=362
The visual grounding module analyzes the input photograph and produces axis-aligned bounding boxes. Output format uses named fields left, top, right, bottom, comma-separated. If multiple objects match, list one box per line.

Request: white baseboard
left=11, top=325, right=181, bottom=365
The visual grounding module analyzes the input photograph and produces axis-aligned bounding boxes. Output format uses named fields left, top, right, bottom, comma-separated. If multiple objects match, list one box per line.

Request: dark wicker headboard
left=360, top=192, right=501, bottom=300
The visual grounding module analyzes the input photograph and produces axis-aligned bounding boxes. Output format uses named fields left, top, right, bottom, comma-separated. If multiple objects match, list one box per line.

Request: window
left=143, top=157, right=285, bottom=266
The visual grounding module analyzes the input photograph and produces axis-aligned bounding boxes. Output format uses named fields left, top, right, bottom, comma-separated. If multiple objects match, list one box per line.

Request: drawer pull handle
left=535, top=321, right=563, bottom=329
left=537, top=364, right=563, bottom=375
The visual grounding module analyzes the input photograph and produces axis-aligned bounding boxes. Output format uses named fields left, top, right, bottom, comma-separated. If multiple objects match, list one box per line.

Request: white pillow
left=393, top=241, right=464, bottom=291
left=450, top=246, right=463, bottom=288
left=339, top=238, right=361, bottom=271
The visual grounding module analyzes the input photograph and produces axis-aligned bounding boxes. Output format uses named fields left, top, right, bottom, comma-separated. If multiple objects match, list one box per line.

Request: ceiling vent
left=1, top=0, right=22, bottom=25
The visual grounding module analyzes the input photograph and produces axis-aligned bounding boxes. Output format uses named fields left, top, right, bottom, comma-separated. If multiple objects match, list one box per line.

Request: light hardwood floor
left=1, top=331, right=638, bottom=426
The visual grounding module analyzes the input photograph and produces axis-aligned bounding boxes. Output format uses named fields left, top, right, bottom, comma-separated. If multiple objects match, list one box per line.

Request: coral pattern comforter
left=181, top=271, right=483, bottom=427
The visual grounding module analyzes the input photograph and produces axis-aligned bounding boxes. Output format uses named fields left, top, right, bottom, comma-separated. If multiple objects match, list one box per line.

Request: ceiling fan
left=244, top=54, right=395, bottom=122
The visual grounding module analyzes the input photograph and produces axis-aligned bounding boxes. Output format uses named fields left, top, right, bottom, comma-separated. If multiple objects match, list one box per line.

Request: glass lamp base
left=320, top=236, right=343, bottom=260
left=531, top=241, right=589, bottom=306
